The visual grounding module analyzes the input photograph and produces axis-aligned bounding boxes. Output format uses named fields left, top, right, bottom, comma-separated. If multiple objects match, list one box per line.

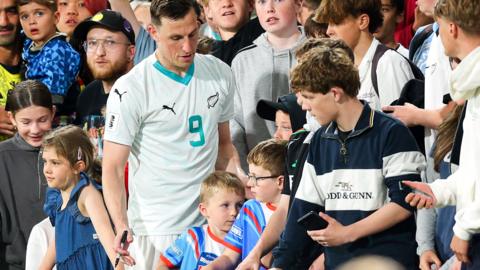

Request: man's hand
left=0, top=108, right=14, bottom=135
left=451, top=235, right=470, bottom=263
left=403, top=181, right=437, bottom=209
left=419, top=250, right=441, bottom=270
left=114, top=226, right=135, bottom=263
left=236, top=250, right=262, bottom=270
left=307, top=213, right=353, bottom=247
left=382, top=103, right=420, bottom=127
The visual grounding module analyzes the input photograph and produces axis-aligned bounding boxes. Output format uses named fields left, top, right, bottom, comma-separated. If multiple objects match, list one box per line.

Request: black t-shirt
left=75, top=80, right=108, bottom=126
left=211, top=17, right=265, bottom=66
left=282, top=130, right=310, bottom=203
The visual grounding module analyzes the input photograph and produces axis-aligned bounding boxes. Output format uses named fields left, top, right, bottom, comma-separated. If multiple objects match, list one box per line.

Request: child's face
left=56, top=0, right=92, bottom=37
left=297, top=1, right=314, bottom=25
left=200, top=188, right=244, bottom=237
left=300, top=90, right=337, bottom=126
left=42, top=146, right=77, bottom=191
left=326, top=16, right=361, bottom=50
left=247, top=164, right=282, bottom=203
left=9, top=105, right=53, bottom=147
left=207, top=0, right=252, bottom=34
left=255, top=0, right=300, bottom=36
left=373, top=0, right=403, bottom=44
left=19, top=2, right=58, bottom=46
left=274, top=110, right=292, bottom=140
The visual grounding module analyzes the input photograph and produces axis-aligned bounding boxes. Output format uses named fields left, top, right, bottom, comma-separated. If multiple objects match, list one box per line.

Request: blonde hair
left=291, top=45, right=359, bottom=97
left=434, top=0, right=480, bottom=35
left=200, top=171, right=245, bottom=203
left=247, top=139, right=287, bottom=177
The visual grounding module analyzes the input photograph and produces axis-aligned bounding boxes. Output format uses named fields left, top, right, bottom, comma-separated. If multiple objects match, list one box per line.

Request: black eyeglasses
left=247, top=174, right=280, bottom=186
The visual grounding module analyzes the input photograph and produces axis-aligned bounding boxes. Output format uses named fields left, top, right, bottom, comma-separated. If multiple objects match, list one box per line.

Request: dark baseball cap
left=73, top=10, right=135, bottom=45
left=257, top=93, right=306, bottom=132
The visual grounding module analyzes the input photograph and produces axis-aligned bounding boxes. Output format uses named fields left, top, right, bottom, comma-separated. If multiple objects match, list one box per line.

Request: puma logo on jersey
left=114, top=89, right=127, bottom=102
left=162, top=103, right=176, bottom=115
left=207, top=92, right=219, bottom=109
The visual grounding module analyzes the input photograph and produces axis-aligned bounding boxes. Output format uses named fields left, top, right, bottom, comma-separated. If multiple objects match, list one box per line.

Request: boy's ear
left=450, top=22, right=459, bottom=39
left=330, top=87, right=345, bottom=102
left=357, top=14, right=370, bottom=32
left=276, top=175, right=284, bottom=190
left=198, top=202, right=208, bottom=217
left=54, top=11, right=60, bottom=24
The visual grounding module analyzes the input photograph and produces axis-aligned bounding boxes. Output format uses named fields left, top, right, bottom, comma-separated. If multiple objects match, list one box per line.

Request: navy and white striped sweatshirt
left=272, top=103, right=426, bottom=270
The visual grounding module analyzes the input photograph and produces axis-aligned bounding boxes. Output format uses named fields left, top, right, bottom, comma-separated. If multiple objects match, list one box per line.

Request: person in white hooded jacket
left=403, top=0, right=480, bottom=269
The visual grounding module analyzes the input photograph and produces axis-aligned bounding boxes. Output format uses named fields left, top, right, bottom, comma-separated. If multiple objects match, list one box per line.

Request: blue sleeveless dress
left=45, top=173, right=113, bottom=269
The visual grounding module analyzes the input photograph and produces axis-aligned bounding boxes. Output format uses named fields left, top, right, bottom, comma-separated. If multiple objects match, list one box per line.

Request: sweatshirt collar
left=323, top=101, right=375, bottom=139
left=13, top=133, right=40, bottom=152
left=450, top=46, right=480, bottom=101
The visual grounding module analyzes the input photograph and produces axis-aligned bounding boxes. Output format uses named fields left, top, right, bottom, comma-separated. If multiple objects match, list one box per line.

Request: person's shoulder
left=374, top=110, right=411, bottom=134
left=231, top=43, right=260, bottom=67
left=0, top=137, right=18, bottom=152
left=196, top=54, right=230, bottom=71
left=242, top=199, right=262, bottom=210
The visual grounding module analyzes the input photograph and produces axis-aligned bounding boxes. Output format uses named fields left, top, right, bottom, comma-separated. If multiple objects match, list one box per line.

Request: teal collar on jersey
left=153, top=61, right=194, bottom=85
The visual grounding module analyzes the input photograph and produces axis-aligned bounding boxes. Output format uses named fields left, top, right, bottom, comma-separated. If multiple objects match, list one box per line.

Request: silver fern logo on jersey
left=207, top=92, right=219, bottom=109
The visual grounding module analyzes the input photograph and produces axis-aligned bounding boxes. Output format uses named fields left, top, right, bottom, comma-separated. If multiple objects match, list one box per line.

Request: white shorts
left=127, top=234, right=179, bottom=270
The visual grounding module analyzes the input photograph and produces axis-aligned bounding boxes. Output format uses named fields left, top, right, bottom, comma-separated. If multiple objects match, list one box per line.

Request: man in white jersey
left=102, top=0, right=242, bottom=268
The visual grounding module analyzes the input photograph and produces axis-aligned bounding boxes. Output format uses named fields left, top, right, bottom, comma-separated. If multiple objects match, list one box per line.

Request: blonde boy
left=157, top=171, right=245, bottom=270
left=231, top=0, right=305, bottom=171
left=206, top=139, right=286, bottom=270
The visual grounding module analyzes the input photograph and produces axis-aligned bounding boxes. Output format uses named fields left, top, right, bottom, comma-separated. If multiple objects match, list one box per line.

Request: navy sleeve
left=382, top=122, right=425, bottom=211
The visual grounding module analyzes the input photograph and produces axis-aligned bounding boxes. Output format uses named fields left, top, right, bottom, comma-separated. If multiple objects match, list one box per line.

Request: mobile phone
left=297, top=211, right=328, bottom=231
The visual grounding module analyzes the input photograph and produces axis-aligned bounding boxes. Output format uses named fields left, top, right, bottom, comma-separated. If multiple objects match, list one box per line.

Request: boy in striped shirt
left=157, top=171, right=245, bottom=270
left=205, top=139, right=287, bottom=270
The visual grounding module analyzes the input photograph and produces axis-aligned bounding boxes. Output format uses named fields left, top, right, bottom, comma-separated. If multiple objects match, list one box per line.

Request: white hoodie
left=429, top=46, right=480, bottom=241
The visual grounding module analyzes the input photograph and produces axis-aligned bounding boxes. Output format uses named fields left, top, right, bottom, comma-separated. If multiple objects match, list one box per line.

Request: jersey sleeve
left=103, top=76, right=142, bottom=146
left=218, top=63, right=235, bottom=123
left=160, top=230, right=190, bottom=268
left=224, top=204, right=246, bottom=254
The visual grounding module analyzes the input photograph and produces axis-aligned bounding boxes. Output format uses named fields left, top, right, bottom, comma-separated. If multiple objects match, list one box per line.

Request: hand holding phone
left=297, top=211, right=328, bottom=231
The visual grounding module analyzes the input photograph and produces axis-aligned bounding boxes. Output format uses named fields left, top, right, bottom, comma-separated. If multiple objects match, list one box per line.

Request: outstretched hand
left=403, top=181, right=436, bottom=209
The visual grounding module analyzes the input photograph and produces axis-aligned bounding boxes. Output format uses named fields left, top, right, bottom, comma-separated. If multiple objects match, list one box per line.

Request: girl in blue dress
left=39, top=125, right=134, bottom=269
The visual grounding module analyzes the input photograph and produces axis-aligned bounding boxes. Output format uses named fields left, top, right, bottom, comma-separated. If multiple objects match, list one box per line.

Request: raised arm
left=109, top=0, right=142, bottom=38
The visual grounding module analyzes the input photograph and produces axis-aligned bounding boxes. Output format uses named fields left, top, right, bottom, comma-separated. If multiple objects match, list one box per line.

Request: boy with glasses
left=205, top=139, right=286, bottom=270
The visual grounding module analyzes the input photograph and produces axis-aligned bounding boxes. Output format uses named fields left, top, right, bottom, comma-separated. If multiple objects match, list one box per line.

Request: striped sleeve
left=382, top=123, right=426, bottom=210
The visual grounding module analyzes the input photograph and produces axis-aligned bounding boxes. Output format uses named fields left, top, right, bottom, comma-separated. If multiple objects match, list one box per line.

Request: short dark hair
left=150, top=0, right=195, bottom=26
left=17, top=0, right=56, bottom=12
left=314, top=0, right=383, bottom=34
left=5, top=80, right=53, bottom=114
